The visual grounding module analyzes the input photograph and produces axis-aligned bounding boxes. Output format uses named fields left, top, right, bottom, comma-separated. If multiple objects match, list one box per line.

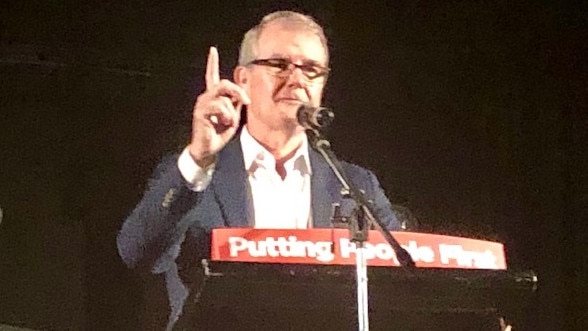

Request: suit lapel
left=310, top=148, right=340, bottom=228
left=211, top=137, right=342, bottom=228
left=211, top=138, right=250, bottom=227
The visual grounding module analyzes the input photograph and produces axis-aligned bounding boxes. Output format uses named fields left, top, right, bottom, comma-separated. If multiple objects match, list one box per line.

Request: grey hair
left=238, top=11, right=329, bottom=66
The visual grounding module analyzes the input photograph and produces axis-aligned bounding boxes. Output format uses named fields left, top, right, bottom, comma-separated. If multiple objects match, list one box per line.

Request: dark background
left=0, top=0, right=586, bottom=330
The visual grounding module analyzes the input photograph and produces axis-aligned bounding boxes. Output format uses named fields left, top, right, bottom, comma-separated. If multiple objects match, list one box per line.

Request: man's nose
left=285, top=65, right=308, bottom=86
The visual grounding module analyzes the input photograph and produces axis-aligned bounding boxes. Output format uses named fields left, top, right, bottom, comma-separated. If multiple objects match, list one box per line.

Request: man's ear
left=233, top=66, right=248, bottom=85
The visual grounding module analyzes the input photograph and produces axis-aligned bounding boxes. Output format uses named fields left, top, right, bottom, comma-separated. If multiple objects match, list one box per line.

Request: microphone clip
left=296, top=105, right=334, bottom=131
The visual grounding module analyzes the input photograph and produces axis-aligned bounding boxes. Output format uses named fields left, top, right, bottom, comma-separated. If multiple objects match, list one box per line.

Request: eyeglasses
left=247, top=58, right=330, bottom=81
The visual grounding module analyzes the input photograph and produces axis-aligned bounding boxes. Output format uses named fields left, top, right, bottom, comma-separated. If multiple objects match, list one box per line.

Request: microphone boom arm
left=308, top=131, right=416, bottom=269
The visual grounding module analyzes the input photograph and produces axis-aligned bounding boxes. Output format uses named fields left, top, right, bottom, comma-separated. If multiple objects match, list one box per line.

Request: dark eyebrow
left=300, top=59, right=321, bottom=66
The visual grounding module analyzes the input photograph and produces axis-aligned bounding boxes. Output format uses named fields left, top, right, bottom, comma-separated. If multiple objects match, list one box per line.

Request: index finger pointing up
left=205, top=46, right=220, bottom=89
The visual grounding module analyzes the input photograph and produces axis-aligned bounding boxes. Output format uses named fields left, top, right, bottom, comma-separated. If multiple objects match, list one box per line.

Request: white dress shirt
left=178, top=126, right=312, bottom=229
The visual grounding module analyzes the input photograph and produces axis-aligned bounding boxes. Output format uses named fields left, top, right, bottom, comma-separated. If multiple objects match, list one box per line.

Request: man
left=117, top=10, right=402, bottom=330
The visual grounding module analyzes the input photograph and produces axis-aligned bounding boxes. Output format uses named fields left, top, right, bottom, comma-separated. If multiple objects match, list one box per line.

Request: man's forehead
left=256, top=23, right=327, bottom=62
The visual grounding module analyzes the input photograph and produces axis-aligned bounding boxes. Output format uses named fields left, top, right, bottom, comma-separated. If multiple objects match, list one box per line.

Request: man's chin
left=274, top=101, right=302, bottom=118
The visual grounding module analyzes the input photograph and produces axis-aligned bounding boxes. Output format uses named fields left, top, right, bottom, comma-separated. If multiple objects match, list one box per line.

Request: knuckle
left=207, top=99, right=222, bottom=111
left=218, top=96, right=233, bottom=107
left=195, top=93, right=206, bottom=103
left=195, top=91, right=212, bottom=105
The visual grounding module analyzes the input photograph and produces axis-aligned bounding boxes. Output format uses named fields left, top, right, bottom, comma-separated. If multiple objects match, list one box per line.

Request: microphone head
left=297, top=105, right=334, bottom=130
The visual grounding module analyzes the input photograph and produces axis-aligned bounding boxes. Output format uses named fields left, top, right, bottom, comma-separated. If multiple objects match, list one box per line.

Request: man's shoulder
left=340, top=159, right=377, bottom=179
left=308, top=147, right=377, bottom=181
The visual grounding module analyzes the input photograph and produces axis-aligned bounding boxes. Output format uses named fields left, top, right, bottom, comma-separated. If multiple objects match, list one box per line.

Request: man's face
left=236, top=22, right=328, bottom=132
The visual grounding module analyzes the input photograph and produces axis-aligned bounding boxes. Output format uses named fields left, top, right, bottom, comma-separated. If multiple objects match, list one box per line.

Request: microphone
left=297, top=105, right=334, bottom=130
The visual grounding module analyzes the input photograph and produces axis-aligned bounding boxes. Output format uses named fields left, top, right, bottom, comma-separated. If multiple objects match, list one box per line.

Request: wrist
left=188, top=145, right=216, bottom=168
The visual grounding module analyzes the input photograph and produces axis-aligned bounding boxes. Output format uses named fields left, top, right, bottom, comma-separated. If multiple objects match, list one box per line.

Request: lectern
left=176, top=229, right=537, bottom=331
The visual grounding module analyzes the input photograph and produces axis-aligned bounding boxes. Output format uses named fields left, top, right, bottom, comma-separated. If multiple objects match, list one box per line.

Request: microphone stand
left=307, top=129, right=415, bottom=331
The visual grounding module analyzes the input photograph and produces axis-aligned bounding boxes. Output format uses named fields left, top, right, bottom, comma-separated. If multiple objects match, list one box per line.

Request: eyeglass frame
left=245, top=58, right=330, bottom=81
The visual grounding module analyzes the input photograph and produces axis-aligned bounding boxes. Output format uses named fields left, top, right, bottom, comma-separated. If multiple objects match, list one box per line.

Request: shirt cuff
left=177, top=147, right=216, bottom=192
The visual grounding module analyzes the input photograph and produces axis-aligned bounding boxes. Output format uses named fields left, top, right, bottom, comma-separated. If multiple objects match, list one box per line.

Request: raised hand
left=188, top=46, right=251, bottom=167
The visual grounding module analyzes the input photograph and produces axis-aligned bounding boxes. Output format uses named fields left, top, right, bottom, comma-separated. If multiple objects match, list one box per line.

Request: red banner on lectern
left=210, top=229, right=506, bottom=270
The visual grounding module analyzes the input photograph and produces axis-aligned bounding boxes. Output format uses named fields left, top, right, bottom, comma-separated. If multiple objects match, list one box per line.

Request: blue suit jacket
left=117, top=137, right=401, bottom=329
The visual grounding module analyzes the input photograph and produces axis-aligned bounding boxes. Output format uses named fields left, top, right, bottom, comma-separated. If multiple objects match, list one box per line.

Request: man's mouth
left=276, top=98, right=305, bottom=104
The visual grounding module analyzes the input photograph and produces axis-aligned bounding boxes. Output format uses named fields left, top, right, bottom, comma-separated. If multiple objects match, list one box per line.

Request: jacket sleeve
left=117, top=155, right=201, bottom=273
